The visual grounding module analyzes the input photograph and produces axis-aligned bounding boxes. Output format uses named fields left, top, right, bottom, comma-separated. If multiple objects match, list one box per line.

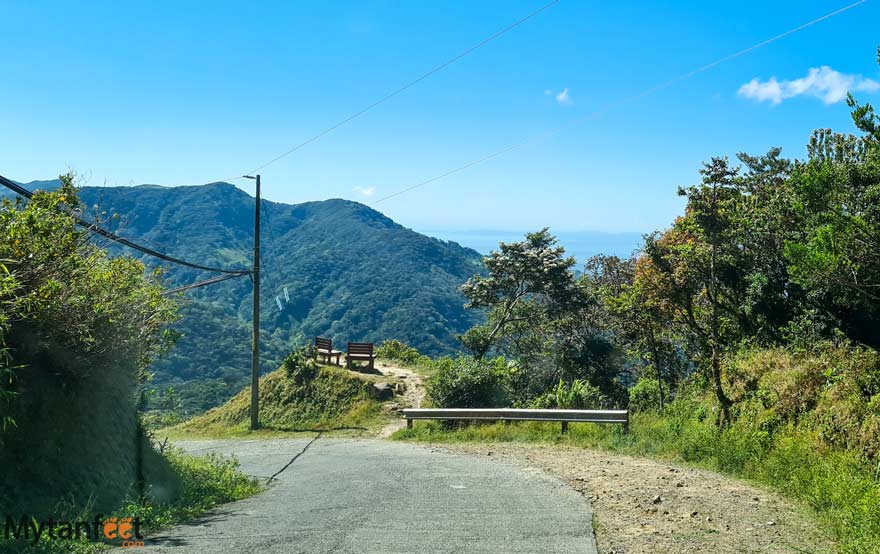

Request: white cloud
left=545, top=88, right=572, bottom=105
left=555, top=87, right=572, bottom=105
left=738, top=66, right=880, bottom=106
left=353, top=186, right=376, bottom=196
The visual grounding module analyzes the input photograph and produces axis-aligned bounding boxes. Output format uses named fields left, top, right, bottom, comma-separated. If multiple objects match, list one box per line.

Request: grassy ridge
left=170, top=365, right=386, bottom=436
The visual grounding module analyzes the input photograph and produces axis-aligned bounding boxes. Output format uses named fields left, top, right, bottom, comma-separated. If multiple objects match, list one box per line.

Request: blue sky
left=2, top=0, right=878, bottom=235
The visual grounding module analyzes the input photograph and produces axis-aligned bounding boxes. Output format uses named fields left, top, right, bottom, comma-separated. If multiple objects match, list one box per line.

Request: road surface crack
left=266, top=432, right=321, bottom=484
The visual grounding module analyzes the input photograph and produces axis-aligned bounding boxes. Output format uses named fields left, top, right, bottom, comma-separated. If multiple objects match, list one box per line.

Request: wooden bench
left=402, top=408, right=629, bottom=433
left=314, top=336, right=342, bottom=366
left=346, top=342, right=377, bottom=370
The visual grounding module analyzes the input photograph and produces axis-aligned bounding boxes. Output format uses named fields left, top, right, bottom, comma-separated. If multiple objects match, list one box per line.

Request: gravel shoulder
left=429, top=442, right=835, bottom=554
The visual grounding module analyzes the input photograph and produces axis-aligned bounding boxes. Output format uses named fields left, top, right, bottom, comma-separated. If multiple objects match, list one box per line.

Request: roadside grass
left=0, top=448, right=261, bottom=554
left=121, top=447, right=262, bottom=529
left=395, top=414, right=880, bottom=554
left=159, top=425, right=319, bottom=441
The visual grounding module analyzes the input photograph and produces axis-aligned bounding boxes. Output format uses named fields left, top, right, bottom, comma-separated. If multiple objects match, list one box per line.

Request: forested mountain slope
left=5, top=180, right=484, bottom=410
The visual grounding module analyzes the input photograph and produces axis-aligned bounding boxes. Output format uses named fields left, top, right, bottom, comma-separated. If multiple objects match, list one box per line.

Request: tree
left=0, top=175, right=178, bottom=430
left=585, top=254, right=679, bottom=409
left=845, top=47, right=880, bottom=142
left=639, top=158, right=747, bottom=424
left=459, top=229, right=581, bottom=360
left=782, top=50, right=880, bottom=349
left=785, top=130, right=880, bottom=348
left=460, top=230, right=627, bottom=406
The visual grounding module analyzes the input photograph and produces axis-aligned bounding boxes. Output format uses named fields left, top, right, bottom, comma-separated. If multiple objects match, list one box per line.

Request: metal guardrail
left=402, top=408, right=629, bottom=432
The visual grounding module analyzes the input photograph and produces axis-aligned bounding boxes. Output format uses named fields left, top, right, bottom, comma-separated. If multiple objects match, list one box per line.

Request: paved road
left=129, top=438, right=597, bottom=554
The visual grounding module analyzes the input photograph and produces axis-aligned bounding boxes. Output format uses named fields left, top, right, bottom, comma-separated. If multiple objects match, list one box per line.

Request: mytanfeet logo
left=5, top=514, right=145, bottom=548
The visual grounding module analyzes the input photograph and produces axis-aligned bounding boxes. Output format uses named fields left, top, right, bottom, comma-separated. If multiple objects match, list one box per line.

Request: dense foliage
left=0, top=178, right=224, bottom=539
left=427, top=356, right=512, bottom=409
left=0, top=178, right=177, bottom=390
left=458, top=229, right=627, bottom=407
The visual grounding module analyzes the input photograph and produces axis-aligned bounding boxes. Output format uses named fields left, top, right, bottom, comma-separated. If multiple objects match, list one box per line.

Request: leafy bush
left=726, top=344, right=880, bottom=462
left=282, top=345, right=319, bottom=384
left=629, top=378, right=662, bottom=412
left=0, top=179, right=179, bottom=517
left=532, top=379, right=611, bottom=409
left=458, top=325, right=492, bottom=360
left=376, top=339, right=422, bottom=365
left=427, top=357, right=510, bottom=408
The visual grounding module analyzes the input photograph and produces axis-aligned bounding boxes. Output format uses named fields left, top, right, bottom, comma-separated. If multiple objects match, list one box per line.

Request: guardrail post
left=407, top=418, right=413, bottom=429
left=624, top=411, right=629, bottom=434
left=561, top=421, right=568, bottom=433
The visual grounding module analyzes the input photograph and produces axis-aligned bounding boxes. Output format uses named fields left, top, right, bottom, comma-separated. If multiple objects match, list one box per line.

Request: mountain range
left=4, top=180, right=485, bottom=411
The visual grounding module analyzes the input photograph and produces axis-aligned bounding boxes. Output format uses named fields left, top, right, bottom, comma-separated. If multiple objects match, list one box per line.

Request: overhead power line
left=0, top=174, right=251, bottom=276
left=223, top=0, right=560, bottom=181
left=162, top=272, right=250, bottom=295
left=257, top=0, right=867, bottom=253
left=364, top=0, right=871, bottom=208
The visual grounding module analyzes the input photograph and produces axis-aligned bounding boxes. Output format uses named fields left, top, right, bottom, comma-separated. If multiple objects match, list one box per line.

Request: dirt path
left=431, top=442, right=834, bottom=554
left=375, top=360, right=426, bottom=438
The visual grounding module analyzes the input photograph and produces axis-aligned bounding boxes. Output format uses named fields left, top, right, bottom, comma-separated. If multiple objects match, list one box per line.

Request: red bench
left=314, top=336, right=342, bottom=366
left=346, top=342, right=377, bottom=371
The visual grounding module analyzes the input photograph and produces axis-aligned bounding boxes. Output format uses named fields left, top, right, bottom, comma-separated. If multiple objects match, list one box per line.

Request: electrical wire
left=219, top=0, right=560, bottom=181
left=347, top=0, right=873, bottom=211
left=162, top=272, right=250, bottom=295
left=0, top=174, right=251, bottom=276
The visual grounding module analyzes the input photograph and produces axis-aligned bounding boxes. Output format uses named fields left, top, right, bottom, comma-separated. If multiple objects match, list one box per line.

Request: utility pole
left=244, top=174, right=261, bottom=430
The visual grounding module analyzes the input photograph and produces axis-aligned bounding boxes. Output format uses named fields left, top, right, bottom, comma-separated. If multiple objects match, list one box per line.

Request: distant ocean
left=420, top=229, right=645, bottom=267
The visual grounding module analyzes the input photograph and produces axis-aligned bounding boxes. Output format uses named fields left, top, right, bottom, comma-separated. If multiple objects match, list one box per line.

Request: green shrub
left=458, top=325, right=492, bottom=360
left=726, top=344, right=880, bottom=463
left=427, top=357, right=510, bottom=408
left=532, top=379, right=611, bottom=409
left=628, top=378, right=662, bottom=412
left=376, top=339, right=422, bottom=365
left=282, top=345, right=319, bottom=384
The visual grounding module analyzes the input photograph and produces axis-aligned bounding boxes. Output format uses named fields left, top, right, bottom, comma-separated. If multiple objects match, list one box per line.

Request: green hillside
left=172, top=364, right=387, bottom=435
left=8, top=180, right=484, bottom=412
